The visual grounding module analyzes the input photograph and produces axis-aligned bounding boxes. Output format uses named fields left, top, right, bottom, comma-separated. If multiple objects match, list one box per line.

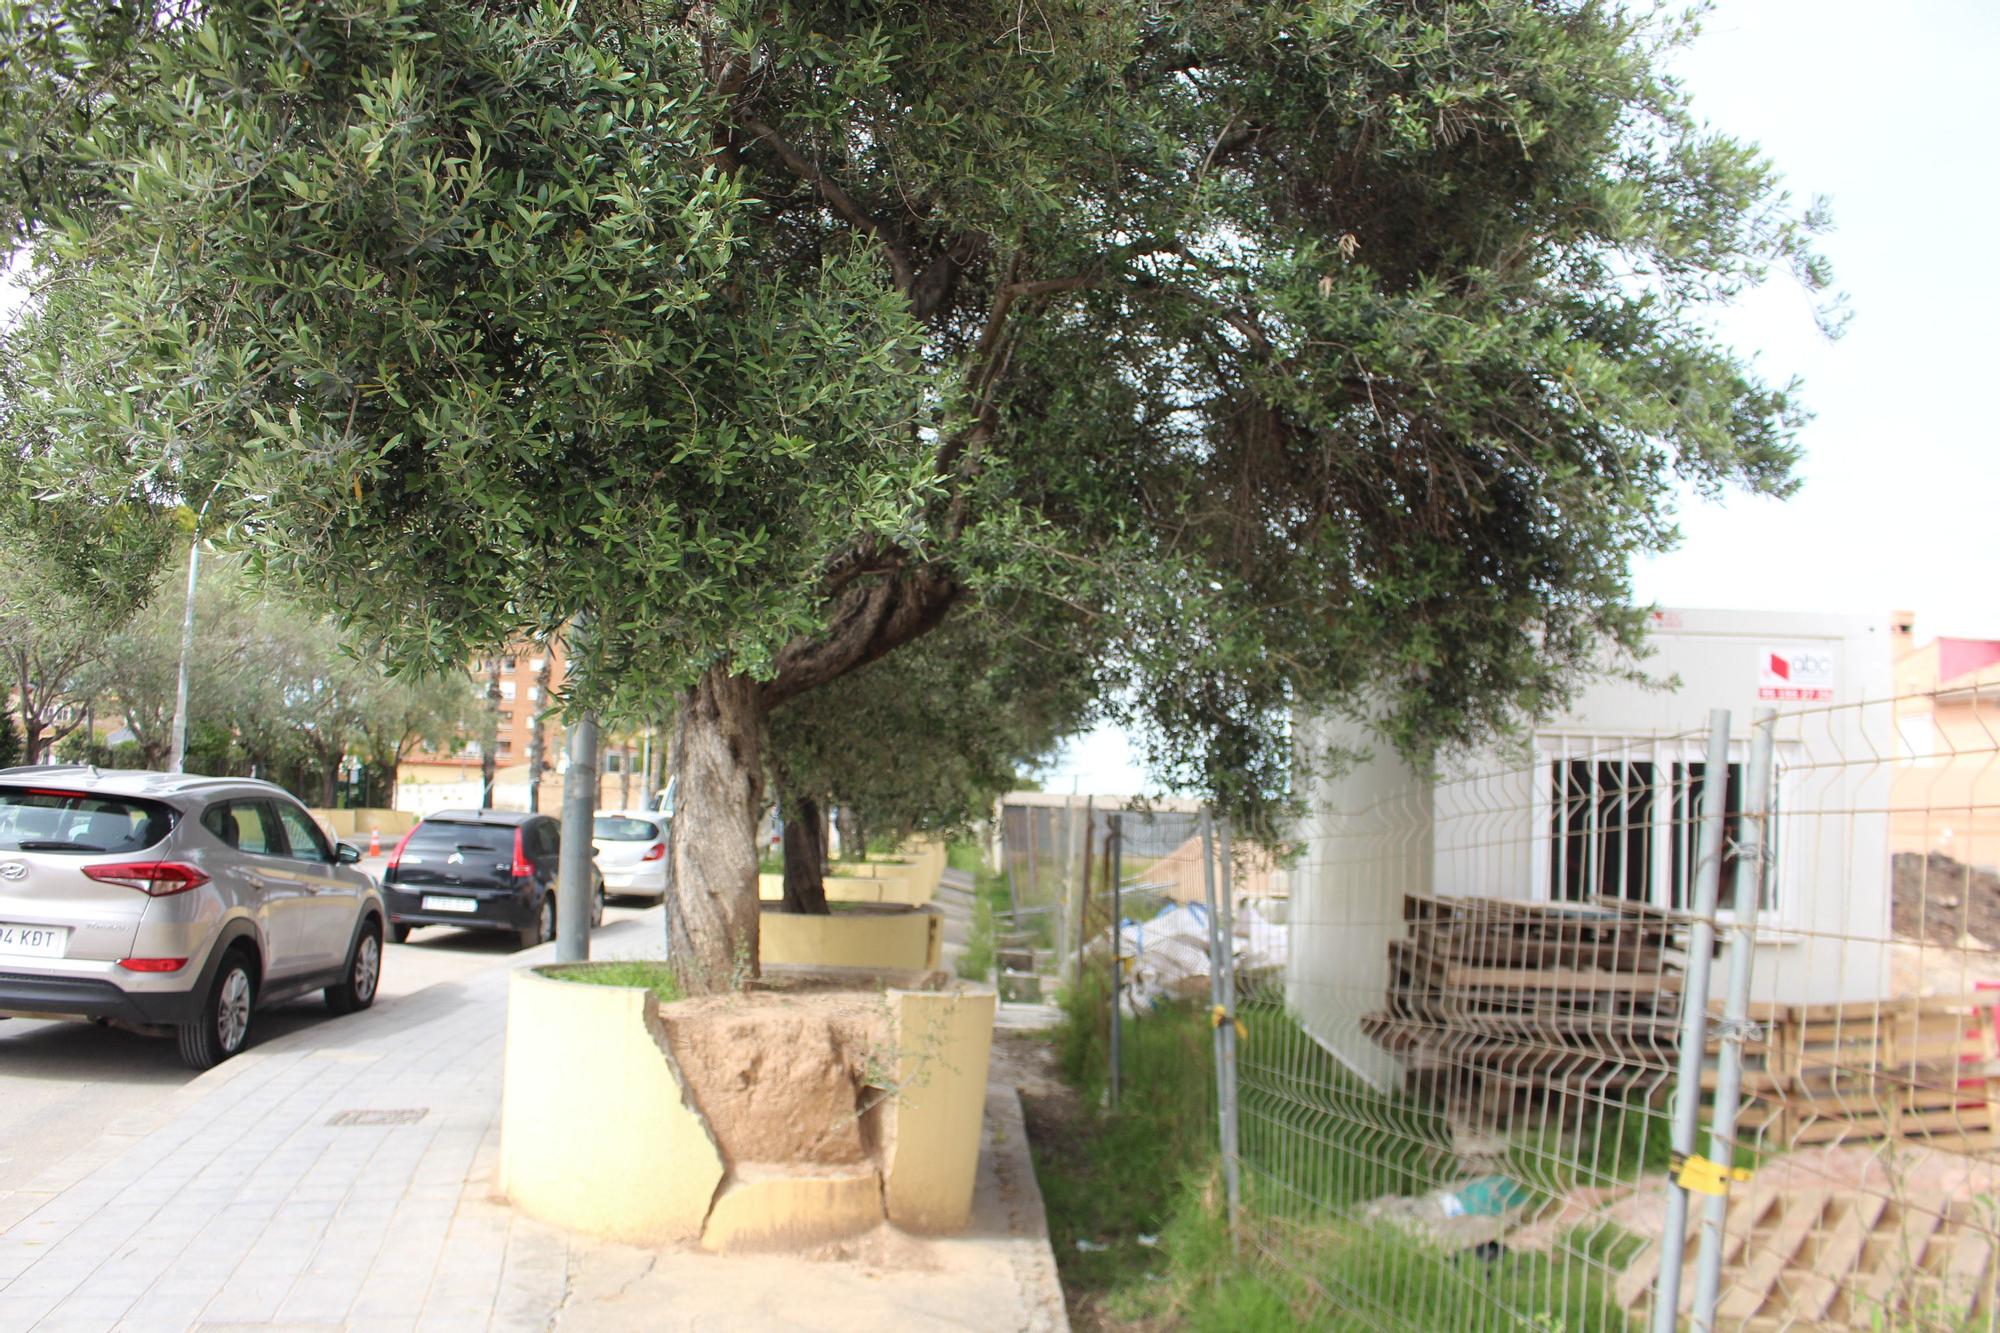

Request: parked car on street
left=381, top=810, right=602, bottom=949
left=0, top=766, right=386, bottom=1070
left=592, top=811, right=670, bottom=902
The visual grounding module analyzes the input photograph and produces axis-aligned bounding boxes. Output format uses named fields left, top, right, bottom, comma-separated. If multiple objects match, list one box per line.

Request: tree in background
left=3, top=2, right=1832, bottom=990
left=357, top=668, right=481, bottom=810
left=82, top=546, right=258, bottom=767
left=767, top=602, right=1097, bottom=913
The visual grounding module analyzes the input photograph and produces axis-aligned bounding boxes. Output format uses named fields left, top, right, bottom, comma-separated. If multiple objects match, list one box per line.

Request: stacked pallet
left=1617, top=1186, right=2000, bottom=1329
left=1361, top=894, right=1683, bottom=1118
left=1716, top=995, right=2000, bottom=1151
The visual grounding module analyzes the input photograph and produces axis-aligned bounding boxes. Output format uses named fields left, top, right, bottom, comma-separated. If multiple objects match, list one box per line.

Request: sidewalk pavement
left=0, top=912, right=1068, bottom=1332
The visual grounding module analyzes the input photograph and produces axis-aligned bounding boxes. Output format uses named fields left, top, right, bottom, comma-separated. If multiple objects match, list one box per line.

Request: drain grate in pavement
left=326, top=1108, right=429, bottom=1127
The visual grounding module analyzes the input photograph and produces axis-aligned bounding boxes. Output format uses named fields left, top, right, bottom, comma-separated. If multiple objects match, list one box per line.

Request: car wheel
left=591, top=878, right=605, bottom=928
left=326, top=920, right=383, bottom=1015
left=179, top=948, right=255, bottom=1071
left=519, top=893, right=556, bottom=951
left=389, top=921, right=412, bottom=944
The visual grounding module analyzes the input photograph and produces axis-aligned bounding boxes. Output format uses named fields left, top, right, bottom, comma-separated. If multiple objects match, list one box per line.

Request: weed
left=955, top=856, right=1016, bottom=981
left=541, top=960, right=682, bottom=1006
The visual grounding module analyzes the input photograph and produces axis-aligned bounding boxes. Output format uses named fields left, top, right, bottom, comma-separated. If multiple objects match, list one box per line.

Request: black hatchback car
left=381, top=810, right=603, bottom=949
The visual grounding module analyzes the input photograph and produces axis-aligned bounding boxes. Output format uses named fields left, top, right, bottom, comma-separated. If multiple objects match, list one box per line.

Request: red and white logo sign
left=1759, top=647, right=1835, bottom=702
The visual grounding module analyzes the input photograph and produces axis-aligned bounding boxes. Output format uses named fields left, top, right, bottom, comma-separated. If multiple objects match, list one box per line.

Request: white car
left=591, top=811, right=669, bottom=901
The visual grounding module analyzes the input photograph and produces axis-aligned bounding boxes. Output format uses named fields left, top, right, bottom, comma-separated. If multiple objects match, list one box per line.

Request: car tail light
left=386, top=827, right=417, bottom=873
left=642, top=842, right=665, bottom=862
left=511, top=828, right=534, bottom=879
left=81, top=861, right=212, bottom=896
left=117, top=957, right=188, bottom=972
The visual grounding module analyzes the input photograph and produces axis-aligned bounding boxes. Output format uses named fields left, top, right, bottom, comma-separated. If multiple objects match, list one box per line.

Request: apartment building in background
left=396, top=638, right=658, bottom=815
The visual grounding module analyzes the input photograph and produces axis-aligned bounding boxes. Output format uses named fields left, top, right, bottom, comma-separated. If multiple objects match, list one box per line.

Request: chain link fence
left=1013, top=681, right=2000, bottom=1329
left=1257, top=690, right=2000, bottom=1330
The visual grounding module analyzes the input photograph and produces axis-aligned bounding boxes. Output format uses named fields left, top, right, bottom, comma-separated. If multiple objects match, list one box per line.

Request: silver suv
left=0, top=767, right=387, bottom=1069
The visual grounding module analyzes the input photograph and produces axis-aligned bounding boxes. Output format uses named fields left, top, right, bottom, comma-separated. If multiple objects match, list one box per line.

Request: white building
left=1289, top=607, right=1897, bottom=1090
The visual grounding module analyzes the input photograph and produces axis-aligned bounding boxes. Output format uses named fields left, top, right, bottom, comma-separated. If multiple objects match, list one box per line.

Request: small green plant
left=541, top=961, right=681, bottom=1005
left=954, top=857, right=1015, bottom=981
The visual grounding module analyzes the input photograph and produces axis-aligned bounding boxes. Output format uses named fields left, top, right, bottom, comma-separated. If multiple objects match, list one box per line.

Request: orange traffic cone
left=367, top=829, right=382, bottom=856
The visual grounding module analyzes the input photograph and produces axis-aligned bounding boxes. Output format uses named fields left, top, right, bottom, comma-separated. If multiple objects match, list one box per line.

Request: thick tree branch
left=737, top=116, right=915, bottom=292
left=762, top=566, right=959, bottom=709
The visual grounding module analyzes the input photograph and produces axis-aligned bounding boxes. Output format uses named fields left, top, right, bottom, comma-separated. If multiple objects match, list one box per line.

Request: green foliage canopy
left=1, top=0, right=1831, bottom=824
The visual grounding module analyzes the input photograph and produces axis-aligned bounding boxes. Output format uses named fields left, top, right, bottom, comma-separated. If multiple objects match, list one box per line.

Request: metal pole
left=1062, top=794, right=1085, bottom=985
left=1109, top=813, right=1123, bottom=1108
left=556, top=711, right=599, bottom=963
left=1002, top=806, right=1022, bottom=932
left=1021, top=807, right=1035, bottom=918
left=167, top=540, right=200, bottom=774
left=1217, top=816, right=1243, bottom=1250
left=1200, top=809, right=1242, bottom=1254
left=1692, top=709, right=1776, bottom=1328
left=1071, top=797, right=1094, bottom=990
left=1653, top=708, right=1734, bottom=1333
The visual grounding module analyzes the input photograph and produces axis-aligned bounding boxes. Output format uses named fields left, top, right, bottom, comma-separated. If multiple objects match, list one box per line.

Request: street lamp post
left=166, top=537, right=202, bottom=774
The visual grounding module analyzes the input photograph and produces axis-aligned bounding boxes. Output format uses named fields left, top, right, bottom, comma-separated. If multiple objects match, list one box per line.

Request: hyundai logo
left=0, top=861, right=26, bottom=881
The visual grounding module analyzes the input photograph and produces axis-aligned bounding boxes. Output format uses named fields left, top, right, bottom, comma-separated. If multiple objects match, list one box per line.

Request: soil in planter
left=657, top=991, right=895, bottom=1167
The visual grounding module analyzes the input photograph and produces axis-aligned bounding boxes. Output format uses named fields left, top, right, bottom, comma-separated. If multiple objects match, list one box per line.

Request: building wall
left=1891, top=629, right=2000, bottom=871
left=1289, top=608, right=1897, bottom=1089
left=400, top=637, right=663, bottom=815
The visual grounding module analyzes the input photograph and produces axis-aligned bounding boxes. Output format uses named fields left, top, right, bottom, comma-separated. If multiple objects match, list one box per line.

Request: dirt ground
left=995, top=1033, right=1111, bottom=1331
left=657, top=990, right=893, bottom=1167
left=1892, top=851, right=2000, bottom=948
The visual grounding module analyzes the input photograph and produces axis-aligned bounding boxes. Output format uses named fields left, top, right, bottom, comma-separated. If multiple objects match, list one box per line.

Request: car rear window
left=404, top=821, right=518, bottom=856
left=593, top=817, right=659, bottom=841
left=0, top=787, right=178, bottom=854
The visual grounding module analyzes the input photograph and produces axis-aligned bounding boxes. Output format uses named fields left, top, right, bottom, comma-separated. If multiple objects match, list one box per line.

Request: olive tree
left=767, top=600, right=1098, bottom=912
left=2, top=0, right=1829, bottom=991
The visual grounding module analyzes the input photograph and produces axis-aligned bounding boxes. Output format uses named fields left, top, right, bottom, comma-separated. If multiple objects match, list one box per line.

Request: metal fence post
left=1692, top=708, right=1776, bottom=1327
left=1217, top=818, right=1244, bottom=1251
left=1070, top=797, right=1094, bottom=990
left=1061, top=795, right=1084, bottom=982
left=1202, top=811, right=1244, bottom=1252
left=1653, top=709, right=1733, bottom=1332
left=1109, top=813, right=1123, bottom=1108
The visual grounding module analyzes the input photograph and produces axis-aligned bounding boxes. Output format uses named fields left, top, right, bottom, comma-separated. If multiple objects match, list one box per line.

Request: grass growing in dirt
left=541, top=961, right=681, bottom=1005
left=1026, top=972, right=1641, bottom=1330
left=954, top=852, right=1014, bottom=982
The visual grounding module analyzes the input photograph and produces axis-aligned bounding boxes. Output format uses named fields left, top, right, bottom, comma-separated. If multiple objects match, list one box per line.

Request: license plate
left=420, top=896, right=477, bottom=914
left=0, top=922, right=69, bottom=958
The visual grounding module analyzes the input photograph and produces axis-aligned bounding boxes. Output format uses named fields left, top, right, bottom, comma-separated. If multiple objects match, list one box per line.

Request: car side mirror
left=335, top=841, right=363, bottom=865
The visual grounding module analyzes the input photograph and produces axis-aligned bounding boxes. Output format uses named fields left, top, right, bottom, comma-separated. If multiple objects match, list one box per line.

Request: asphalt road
left=0, top=897, right=656, bottom=1202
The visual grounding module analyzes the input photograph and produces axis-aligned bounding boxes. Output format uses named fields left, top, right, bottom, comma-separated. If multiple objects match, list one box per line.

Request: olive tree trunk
left=665, top=668, right=766, bottom=994
left=779, top=790, right=830, bottom=915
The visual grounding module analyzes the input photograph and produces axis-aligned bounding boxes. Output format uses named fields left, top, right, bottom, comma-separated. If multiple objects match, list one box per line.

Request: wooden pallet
left=1707, top=994, right=2000, bottom=1152
left=1617, top=1189, right=2000, bottom=1329
left=1370, top=895, right=1683, bottom=1121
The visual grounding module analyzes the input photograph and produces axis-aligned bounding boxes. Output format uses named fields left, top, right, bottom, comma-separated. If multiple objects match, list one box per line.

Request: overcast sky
left=1048, top=1, right=1998, bottom=795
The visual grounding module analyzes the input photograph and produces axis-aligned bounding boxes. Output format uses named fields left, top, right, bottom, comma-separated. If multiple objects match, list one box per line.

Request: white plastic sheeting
left=1102, top=901, right=1290, bottom=1013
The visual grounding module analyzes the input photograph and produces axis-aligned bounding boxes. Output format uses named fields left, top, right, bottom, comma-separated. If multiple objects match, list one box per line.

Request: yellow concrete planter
left=498, top=967, right=994, bottom=1250
left=496, top=970, right=726, bottom=1245
left=760, top=906, right=942, bottom=973
left=758, top=870, right=934, bottom=907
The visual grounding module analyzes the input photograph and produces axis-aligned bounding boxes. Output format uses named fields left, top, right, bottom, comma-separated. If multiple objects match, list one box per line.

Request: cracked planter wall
left=498, top=968, right=995, bottom=1250
left=496, top=969, right=725, bottom=1245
